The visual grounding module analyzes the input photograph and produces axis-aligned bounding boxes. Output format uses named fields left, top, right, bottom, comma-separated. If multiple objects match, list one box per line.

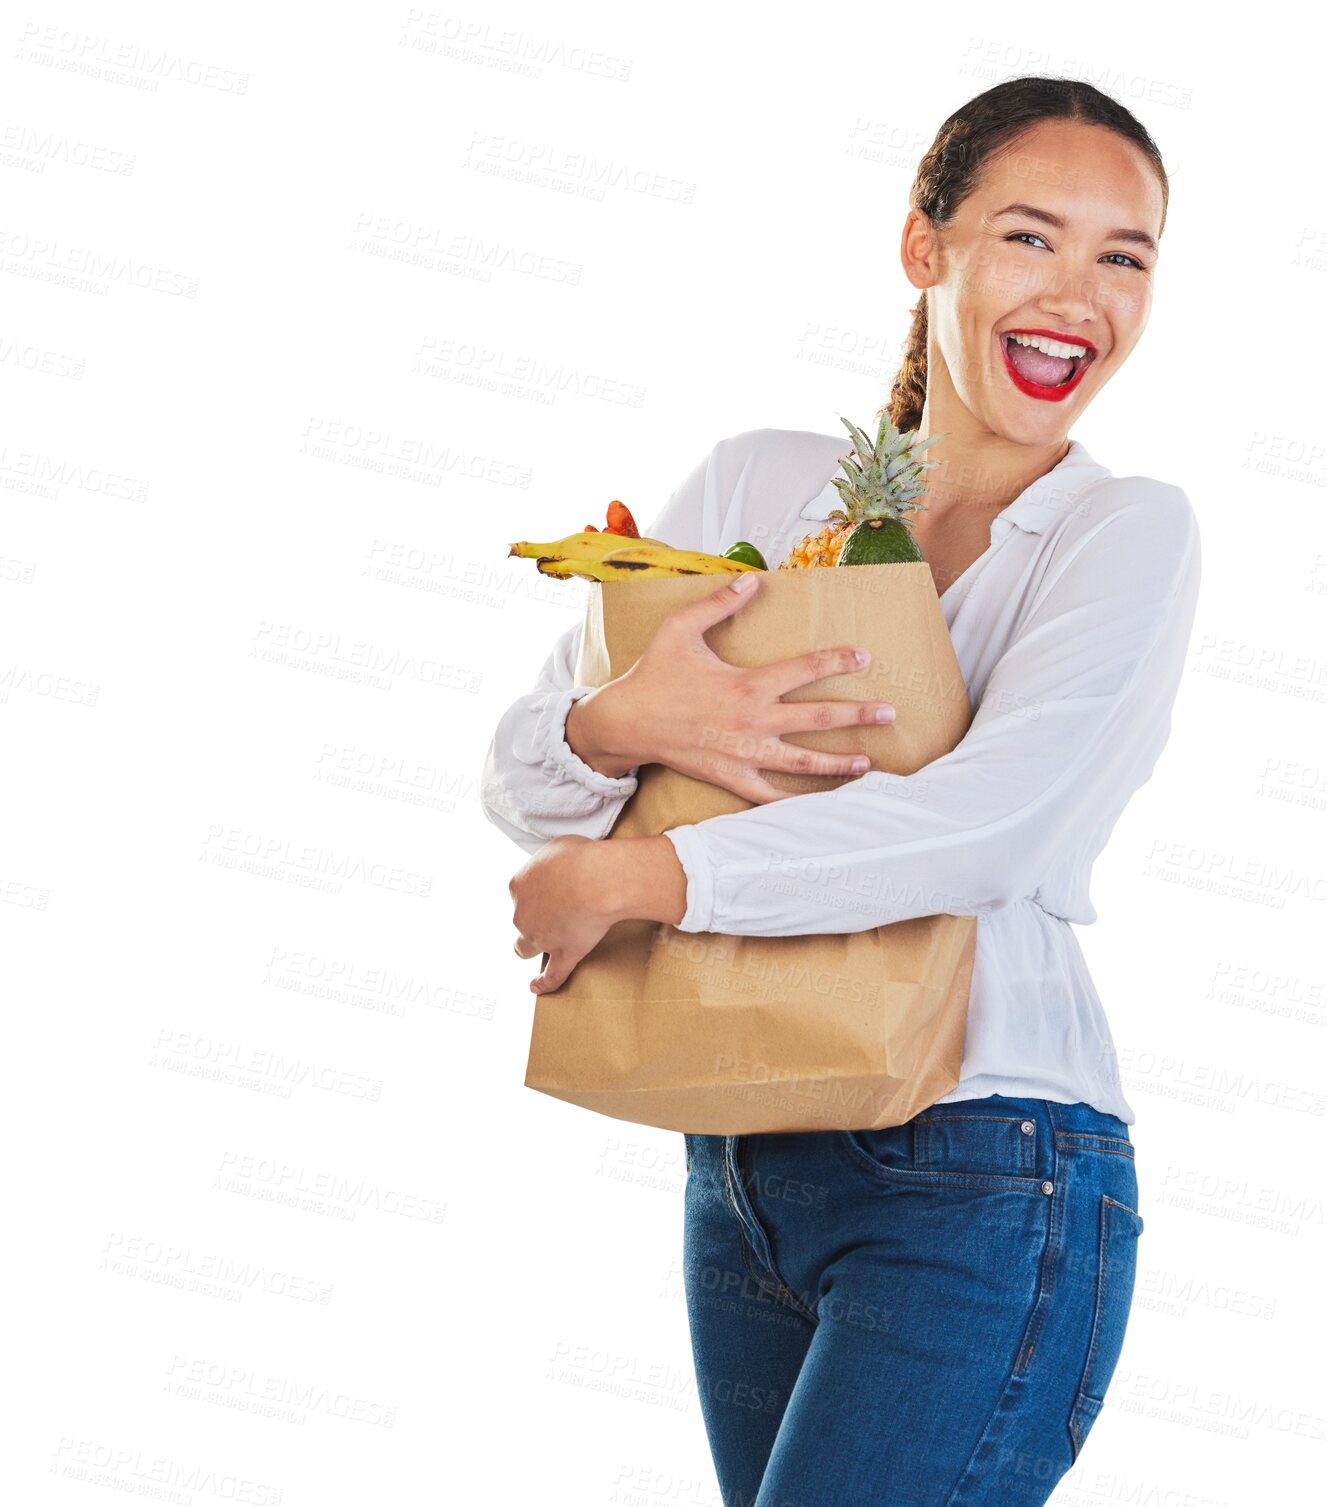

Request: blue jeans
left=682, top=1094, right=1144, bottom=1506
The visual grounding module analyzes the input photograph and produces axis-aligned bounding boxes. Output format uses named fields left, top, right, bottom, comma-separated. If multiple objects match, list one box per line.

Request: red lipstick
left=998, top=328, right=1097, bottom=403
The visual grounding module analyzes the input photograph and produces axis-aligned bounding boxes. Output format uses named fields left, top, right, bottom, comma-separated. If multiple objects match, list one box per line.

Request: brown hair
left=885, top=76, right=1170, bottom=434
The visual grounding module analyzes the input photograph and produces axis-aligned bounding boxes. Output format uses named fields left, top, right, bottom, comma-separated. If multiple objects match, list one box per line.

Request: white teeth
left=1005, top=331, right=1090, bottom=360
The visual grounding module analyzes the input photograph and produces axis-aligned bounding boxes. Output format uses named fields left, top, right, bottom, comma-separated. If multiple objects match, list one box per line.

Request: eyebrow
left=988, top=202, right=1158, bottom=255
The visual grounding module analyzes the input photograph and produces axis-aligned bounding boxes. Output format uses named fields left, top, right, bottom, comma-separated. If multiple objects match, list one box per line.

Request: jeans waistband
left=927, top=1094, right=1131, bottom=1145
left=686, top=1094, right=1132, bottom=1163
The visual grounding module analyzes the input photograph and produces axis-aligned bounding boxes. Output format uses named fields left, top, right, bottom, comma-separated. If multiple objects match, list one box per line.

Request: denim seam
left=1069, top=1405, right=1091, bottom=1460
left=851, top=1172, right=1047, bottom=1195
left=1056, top=1143, right=1135, bottom=1162
left=944, top=1318, right=1058, bottom=1507
left=1101, top=1191, right=1142, bottom=1220
left=1066, top=1193, right=1138, bottom=1464
left=763, top=1265, right=818, bottom=1324
left=1076, top=1193, right=1143, bottom=1408
left=1015, top=1108, right=1066, bottom=1376
left=722, top=1155, right=782, bottom=1303
left=1068, top=1193, right=1135, bottom=1462
left=1080, top=1194, right=1113, bottom=1404
left=839, top=1132, right=1050, bottom=1195
left=921, top=1113, right=1034, bottom=1123
left=1056, top=1131, right=1134, bottom=1157
left=940, top=1203, right=1058, bottom=1504
left=734, top=1141, right=819, bottom=1324
left=724, top=1142, right=818, bottom=1324
left=732, top=1220, right=785, bottom=1304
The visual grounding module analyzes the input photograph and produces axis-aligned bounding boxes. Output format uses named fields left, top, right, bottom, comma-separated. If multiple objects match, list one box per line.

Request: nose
left=1034, top=268, right=1099, bottom=328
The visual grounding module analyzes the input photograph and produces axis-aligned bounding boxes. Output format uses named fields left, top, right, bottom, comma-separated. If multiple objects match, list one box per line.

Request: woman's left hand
left=510, top=835, right=622, bottom=995
left=509, top=834, right=688, bottom=995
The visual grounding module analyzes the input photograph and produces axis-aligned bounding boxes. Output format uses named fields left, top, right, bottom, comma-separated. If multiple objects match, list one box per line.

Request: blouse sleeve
left=479, top=442, right=715, bottom=856
left=662, top=487, right=1202, bottom=935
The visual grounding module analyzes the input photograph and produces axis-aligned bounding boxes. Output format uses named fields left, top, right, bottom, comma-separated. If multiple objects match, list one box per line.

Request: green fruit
left=723, top=540, right=768, bottom=570
left=805, top=409, right=942, bottom=569
left=836, top=518, right=925, bottom=566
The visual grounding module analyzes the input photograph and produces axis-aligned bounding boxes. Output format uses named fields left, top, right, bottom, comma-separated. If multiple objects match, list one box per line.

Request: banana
left=533, top=556, right=614, bottom=582
left=535, top=545, right=756, bottom=582
left=601, top=544, right=754, bottom=576
left=533, top=556, right=632, bottom=582
left=508, top=530, right=671, bottom=564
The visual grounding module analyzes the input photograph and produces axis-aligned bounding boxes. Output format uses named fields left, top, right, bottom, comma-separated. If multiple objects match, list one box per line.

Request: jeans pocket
left=1069, top=1193, right=1144, bottom=1461
left=840, top=1108, right=1045, bottom=1192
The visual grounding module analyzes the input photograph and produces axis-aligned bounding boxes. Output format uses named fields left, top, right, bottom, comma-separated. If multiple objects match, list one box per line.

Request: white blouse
left=481, top=427, right=1203, bottom=1124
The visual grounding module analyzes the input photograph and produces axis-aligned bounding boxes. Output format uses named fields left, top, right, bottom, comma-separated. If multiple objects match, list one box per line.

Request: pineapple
left=779, top=412, right=946, bottom=568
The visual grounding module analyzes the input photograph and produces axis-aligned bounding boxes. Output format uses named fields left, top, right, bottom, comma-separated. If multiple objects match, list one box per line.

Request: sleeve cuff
left=538, top=685, right=641, bottom=796
left=662, top=825, right=716, bottom=934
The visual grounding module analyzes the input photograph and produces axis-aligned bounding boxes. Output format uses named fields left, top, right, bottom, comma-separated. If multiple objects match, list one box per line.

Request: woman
left=482, top=77, right=1198, bottom=1504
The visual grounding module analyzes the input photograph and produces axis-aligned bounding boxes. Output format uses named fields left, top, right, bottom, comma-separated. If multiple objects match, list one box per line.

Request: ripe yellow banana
left=601, top=544, right=753, bottom=575
left=535, top=544, right=756, bottom=582
left=508, top=530, right=671, bottom=564
left=533, top=556, right=615, bottom=581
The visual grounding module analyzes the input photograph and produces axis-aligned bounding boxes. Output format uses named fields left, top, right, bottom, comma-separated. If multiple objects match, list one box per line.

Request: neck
left=914, top=357, right=1071, bottom=520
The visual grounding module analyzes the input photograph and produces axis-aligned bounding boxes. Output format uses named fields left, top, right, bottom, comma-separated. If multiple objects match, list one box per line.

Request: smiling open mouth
left=1000, top=331, right=1096, bottom=399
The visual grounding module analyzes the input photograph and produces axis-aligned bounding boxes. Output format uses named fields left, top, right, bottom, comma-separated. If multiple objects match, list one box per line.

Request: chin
left=990, top=409, right=1074, bottom=448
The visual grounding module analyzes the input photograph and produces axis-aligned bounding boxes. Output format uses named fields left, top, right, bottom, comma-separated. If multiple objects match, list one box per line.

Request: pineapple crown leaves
left=824, top=412, right=948, bottom=528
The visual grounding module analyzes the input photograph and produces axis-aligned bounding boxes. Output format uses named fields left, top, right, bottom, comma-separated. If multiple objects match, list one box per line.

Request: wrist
left=596, top=835, right=688, bottom=927
left=565, top=686, right=640, bottom=780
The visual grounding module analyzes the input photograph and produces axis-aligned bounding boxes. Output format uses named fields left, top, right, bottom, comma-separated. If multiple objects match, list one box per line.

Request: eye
left=1103, top=251, right=1149, bottom=271
left=1006, top=232, right=1148, bottom=272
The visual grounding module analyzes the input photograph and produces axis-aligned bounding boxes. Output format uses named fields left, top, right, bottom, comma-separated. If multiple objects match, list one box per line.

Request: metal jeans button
left=1041, top=1180, right=1054, bottom=1195
left=1021, top=1120, right=1035, bottom=1135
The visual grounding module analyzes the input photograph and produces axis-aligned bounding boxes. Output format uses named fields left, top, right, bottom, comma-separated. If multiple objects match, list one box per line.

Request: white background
left=3, top=2, right=1324, bottom=1502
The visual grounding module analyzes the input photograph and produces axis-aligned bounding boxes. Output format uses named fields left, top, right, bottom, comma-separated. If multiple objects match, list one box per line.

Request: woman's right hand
left=564, top=572, right=896, bottom=804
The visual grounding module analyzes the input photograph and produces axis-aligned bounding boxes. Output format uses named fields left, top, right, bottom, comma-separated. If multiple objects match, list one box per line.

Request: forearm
left=481, top=683, right=641, bottom=855
left=659, top=673, right=1173, bottom=938
left=564, top=683, right=641, bottom=780
left=661, top=497, right=1201, bottom=938
left=599, top=835, right=689, bottom=927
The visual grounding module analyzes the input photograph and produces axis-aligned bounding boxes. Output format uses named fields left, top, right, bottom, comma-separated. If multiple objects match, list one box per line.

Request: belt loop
left=1046, top=1099, right=1063, bottom=1169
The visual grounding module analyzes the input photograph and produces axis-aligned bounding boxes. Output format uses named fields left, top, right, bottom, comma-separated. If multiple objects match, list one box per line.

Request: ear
left=900, top=208, right=940, bottom=293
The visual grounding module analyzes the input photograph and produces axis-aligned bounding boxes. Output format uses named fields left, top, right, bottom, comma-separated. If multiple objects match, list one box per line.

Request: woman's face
left=905, top=118, right=1165, bottom=444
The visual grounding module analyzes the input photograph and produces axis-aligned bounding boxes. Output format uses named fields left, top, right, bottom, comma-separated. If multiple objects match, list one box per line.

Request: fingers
left=754, top=738, right=875, bottom=779
left=660, top=572, right=760, bottom=642
left=726, top=773, right=799, bottom=805
left=704, top=735, right=874, bottom=794
left=518, top=944, right=568, bottom=994
left=532, top=952, right=571, bottom=994
left=760, top=697, right=896, bottom=735
left=721, top=754, right=872, bottom=802
left=748, top=644, right=871, bottom=700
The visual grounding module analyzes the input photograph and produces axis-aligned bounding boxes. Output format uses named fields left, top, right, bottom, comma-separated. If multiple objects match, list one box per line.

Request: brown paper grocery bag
left=524, top=561, right=977, bottom=1134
